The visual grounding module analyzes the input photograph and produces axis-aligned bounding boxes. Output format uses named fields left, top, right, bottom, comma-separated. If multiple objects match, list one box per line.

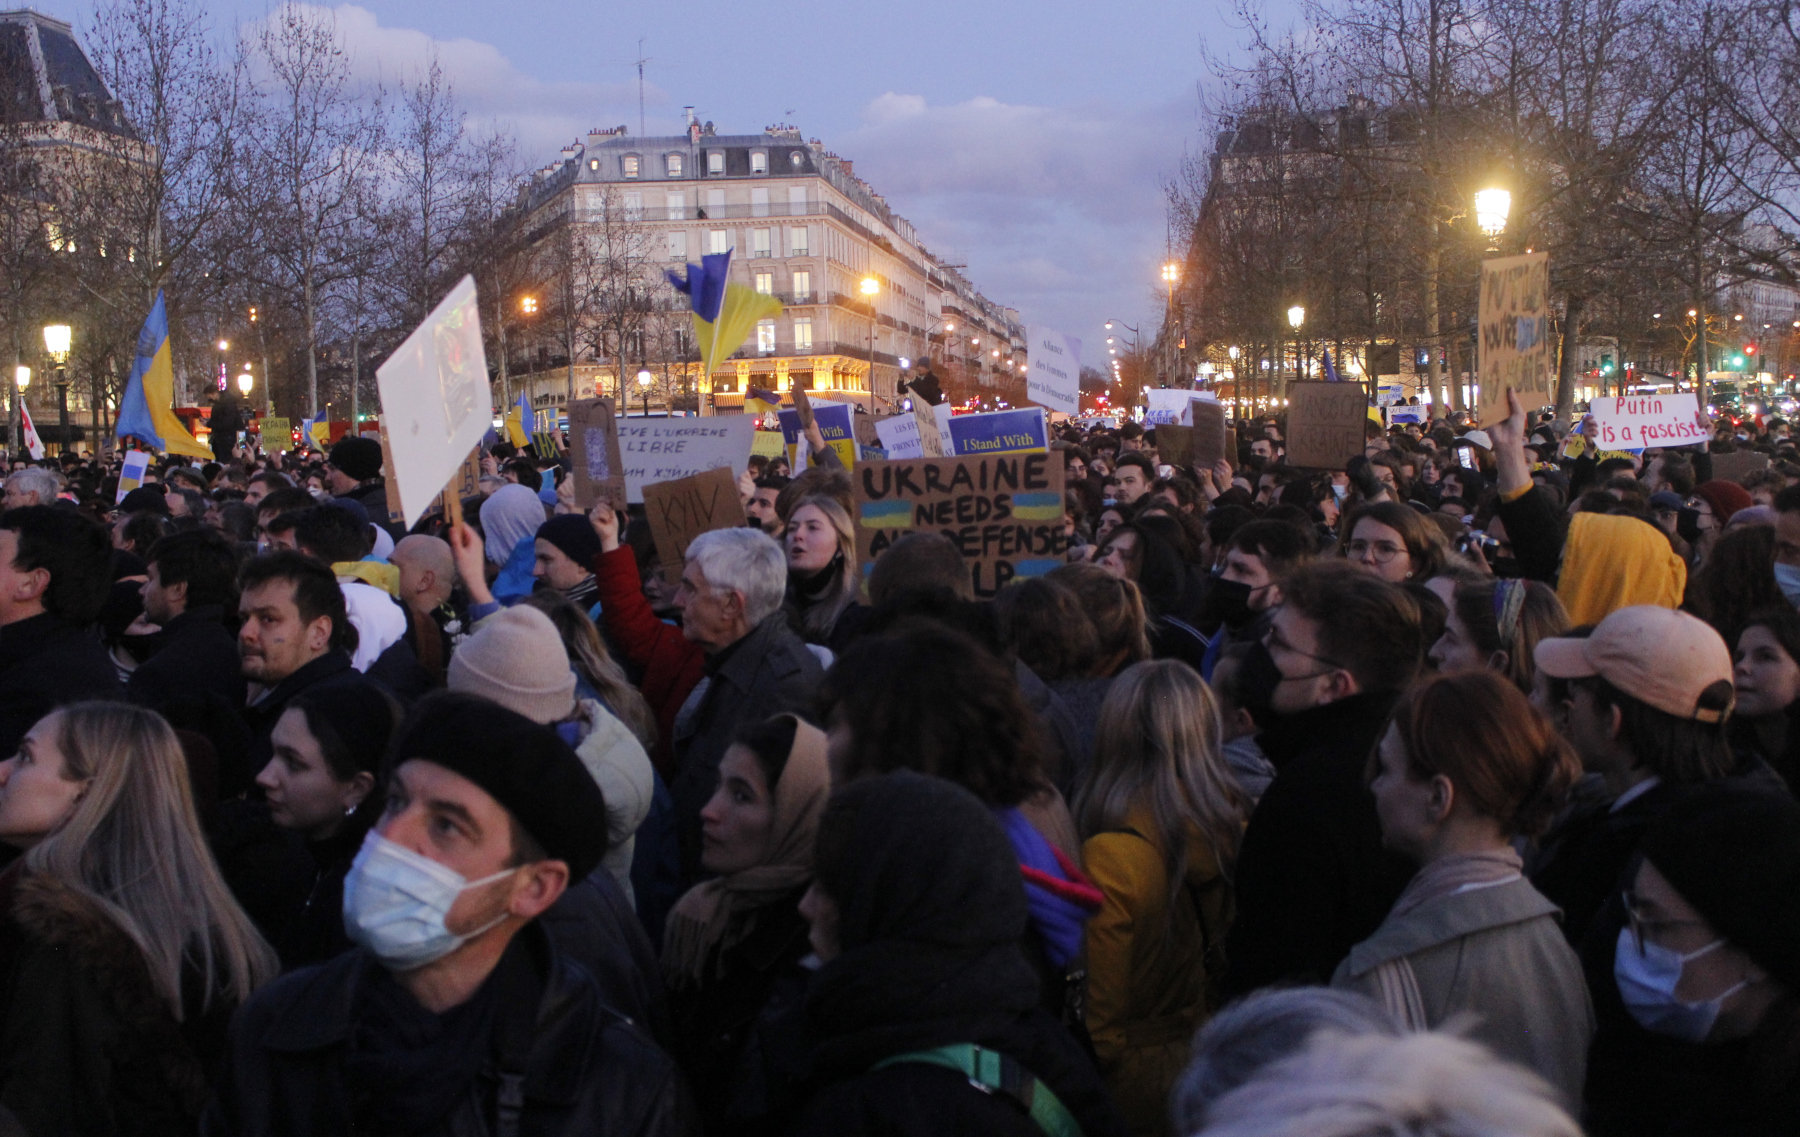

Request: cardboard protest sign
left=919, top=403, right=950, bottom=457
left=642, top=467, right=748, bottom=582
left=855, top=452, right=1067, bottom=598
left=1285, top=381, right=1370, bottom=470
left=752, top=430, right=785, bottom=460
left=1711, top=449, right=1771, bottom=484
left=375, top=275, right=493, bottom=527
left=621, top=415, right=757, bottom=503
left=1588, top=394, right=1707, bottom=450
left=853, top=414, right=887, bottom=450
left=792, top=387, right=816, bottom=430
left=876, top=414, right=927, bottom=459
left=945, top=407, right=1049, bottom=456
left=1191, top=400, right=1232, bottom=469
left=261, top=417, right=291, bottom=447
left=568, top=398, right=626, bottom=511
left=1145, top=389, right=1195, bottom=425
left=376, top=421, right=407, bottom=524
left=1477, top=252, right=1553, bottom=427
left=1026, top=326, right=1082, bottom=416
left=443, top=447, right=482, bottom=510
left=1156, top=424, right=1194, bottom=470
left=779, top=397, right=856, bottom=470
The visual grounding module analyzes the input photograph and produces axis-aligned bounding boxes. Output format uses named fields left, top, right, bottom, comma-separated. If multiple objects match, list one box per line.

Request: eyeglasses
left=1264, top=621, right=1343, bottom=673
left=1346, top=539, right=1407, bottom=564
left=1621, top=888, right=1710, bottom=957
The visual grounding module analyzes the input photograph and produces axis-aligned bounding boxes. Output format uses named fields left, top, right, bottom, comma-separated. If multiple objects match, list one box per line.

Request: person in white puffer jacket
left=447, top=604, right=654, bottom=904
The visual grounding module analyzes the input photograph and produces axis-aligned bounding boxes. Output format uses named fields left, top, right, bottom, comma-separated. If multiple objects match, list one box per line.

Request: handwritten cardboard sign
left=641, top=467, right=748, bottom=582
left=1156, top=424, right=1195, bottom=470
left=1477, top=251, right=1553, bottom=427
left=568, top=398, right=626, bottom=511
left=1589, top=394, right=1707, bottom=450
left=621, top=416, right=756, bottom=503
left=375, top=275, right=493, bottom=527
left=1191, top=399, right=1231, bottom=469
left=1285, top=382, right=1370, bottom=470
left=261, top=417, right=291, bottom=448
left=853, top=453, right=1067, bottom=599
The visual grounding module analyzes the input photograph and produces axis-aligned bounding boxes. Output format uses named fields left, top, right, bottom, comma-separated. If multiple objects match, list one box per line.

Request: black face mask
left=1488, top=556, right=1524, bottom=579
left=1207, top=577, right=1256, bottom=632
left=1235, top=638, right=1285, bottom=717
left=1676, top=507, right=1702, bottom=544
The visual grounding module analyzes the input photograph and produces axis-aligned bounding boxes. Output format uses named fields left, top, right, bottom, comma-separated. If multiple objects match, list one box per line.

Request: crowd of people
left=0, top=386, right=1795, bottom=1136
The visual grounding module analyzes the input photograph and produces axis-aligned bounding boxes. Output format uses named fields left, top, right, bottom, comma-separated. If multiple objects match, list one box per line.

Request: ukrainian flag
left=667, top=251, right=782, bottom=385
left=505, top=390, right=532, bottom=447
left=115, top=291, right=210, bottom=459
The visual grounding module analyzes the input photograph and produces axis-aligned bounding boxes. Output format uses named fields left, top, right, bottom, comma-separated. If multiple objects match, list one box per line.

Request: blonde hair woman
left=1077, top=660, right=1251, bottom=1136
left=0, top=701, right=277, bottom=1135
left=783, top=493, right=859, bottom=645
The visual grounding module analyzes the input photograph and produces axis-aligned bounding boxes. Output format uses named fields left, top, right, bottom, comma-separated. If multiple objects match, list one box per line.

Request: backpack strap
left=873, top=1043, right=1084, bottom=1137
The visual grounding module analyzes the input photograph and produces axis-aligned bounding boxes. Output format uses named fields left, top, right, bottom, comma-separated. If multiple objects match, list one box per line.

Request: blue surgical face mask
left=342, top=832, right=516, bottom=971
left=1776, top=562, right=1800, bottom=609
left=1613, top=929, right=1746, bottom=1043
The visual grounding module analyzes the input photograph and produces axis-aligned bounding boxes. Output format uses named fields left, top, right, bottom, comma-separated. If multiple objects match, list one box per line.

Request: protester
left=1223, top=562, right=1422, bottom=994
left=0, top=506, right=121, bottom=758
left=253, top=681, right=397, bottom=968
left=663, top=714, right=829, bottom=1133
left=1428, top=576, right=1569, bottom=692
left=1333, top=671, right=1591, bottom=1107
left=1731, top=607, right=1800, bottom=789
left=1, top=467, right=59, bottom=509
left=477, top=482, right=547, bottom=601
left=533, top=513, right=602, bottom=614
left=1338, top=501, right=1449, bottom=584
left=387, top=533, right=458, bottom=687
left=521, top=590, right=659, bottom=751
left=290, top=504, right=408, bottom=677
left=322, top=436, right=391, bottom=530
left=785, top=771, right=1127, bottom=1137
left=206, top=692, right=691, bottom=1136
left=1077, top=660, right=1248, bottom=1136
left=782, top=494, right=858, bottom=646
left=0, top=701, right=277, bottom=1135
left=236, top=552, right=358, bottom=773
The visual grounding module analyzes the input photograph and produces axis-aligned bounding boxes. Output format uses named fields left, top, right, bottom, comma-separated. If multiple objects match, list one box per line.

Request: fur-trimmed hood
left=9, top=871, right=177, bottom=1029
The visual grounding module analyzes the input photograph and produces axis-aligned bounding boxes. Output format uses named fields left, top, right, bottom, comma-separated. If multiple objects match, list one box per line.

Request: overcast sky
left=64, top=0, right=1300, bottom=363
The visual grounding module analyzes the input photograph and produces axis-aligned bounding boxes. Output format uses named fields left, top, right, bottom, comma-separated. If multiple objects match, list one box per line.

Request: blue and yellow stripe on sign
left=1011, top=492, right=1062, bottom=521
left=859, top=501, right=913, bottom=528
left=1016, top=559, right=1061, bottom=577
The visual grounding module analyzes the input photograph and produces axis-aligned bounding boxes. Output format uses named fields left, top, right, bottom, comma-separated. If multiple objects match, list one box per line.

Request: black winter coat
left=204, top=924, right=692, bottom=1137
left=1223, top=693, right=1414, bottom=995
left=126, top=605, right=253, bottom=795
left=0, top=612, right=121, bottom=759
left=0, top=868, right=232, bottom=1137
left=239, top=651, right=355, bottom=778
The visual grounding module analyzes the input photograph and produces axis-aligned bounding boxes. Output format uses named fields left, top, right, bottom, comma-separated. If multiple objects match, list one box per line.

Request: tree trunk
left=304, top=266, right=319, bottom=418
left=1555, top=293, right=1585, bottom=428
left=1424, top=230, right=1445, bottom=411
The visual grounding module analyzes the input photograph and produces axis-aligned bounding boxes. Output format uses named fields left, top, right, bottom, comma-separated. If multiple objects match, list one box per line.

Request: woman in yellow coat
left=1077, top=660, right=1250, bottom=1136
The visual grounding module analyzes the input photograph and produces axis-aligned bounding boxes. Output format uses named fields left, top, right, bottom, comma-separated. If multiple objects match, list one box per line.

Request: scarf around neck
left=1390, top=847, right=1523, bottom=920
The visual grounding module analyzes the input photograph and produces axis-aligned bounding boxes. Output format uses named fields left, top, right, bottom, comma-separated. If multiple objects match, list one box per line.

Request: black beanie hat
left=536, top=513, right=602, bottom=569
left=388, top=691, right=608, bottom=881
left=1642, top=783, right=1800, bottom=991
left=329, top=435, right=383, bottom=482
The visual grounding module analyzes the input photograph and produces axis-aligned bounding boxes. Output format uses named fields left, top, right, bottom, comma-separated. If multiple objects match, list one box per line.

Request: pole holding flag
left=115, top=291, right=211, bottom=458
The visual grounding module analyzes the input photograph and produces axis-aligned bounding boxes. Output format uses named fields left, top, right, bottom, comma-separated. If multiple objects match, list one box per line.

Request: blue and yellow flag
left=667, top=251, right=782, bottom=382
left=116, top=291, right=210, bottom=458
left=505, top=390, right=532, bottom=447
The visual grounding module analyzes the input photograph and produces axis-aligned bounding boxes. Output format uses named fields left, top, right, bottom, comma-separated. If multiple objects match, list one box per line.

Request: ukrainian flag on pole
left=115, top=291, right=210, bottom=458
left=667, top=250, right=782, bottom=389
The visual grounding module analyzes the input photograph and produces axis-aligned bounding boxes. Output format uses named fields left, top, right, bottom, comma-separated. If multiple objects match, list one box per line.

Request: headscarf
left=479, top=483, right=545, bottom=566
left=661, top=716, right=830, bottom=986
left=1556, top=512, right=1686, bottom=627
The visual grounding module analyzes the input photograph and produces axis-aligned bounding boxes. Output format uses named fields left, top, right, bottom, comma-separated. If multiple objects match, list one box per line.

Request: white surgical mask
left=1613, top=928, right=1746, bottom=1043
left=342, top=832, right=516, bottom=971
left=1776, top=562, right=1800, bottom=610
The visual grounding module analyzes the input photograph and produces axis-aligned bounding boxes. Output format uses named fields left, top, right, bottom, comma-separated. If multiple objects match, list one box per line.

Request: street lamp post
left=1473, top=187, right=1512, bottom=407
left=860, top=276, right=881, bottom=411
left=43, top=324, right=70, bottom=457
left=1286, top=306, right=1306, bottom=395
left=636, top=366, right=654, bottom=417
left=1162, top=261, right=1181, bottom=385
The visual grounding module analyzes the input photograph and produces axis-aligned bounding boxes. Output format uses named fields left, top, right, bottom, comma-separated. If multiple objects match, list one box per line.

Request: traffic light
left=1746, top=344, right=1757, bottom=355
left=1600, top=354, right=1615, bottom=376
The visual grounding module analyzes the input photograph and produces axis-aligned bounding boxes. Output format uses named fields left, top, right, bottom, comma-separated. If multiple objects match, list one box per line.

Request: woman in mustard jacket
left=1077, top=661, right=1250, bottom=1136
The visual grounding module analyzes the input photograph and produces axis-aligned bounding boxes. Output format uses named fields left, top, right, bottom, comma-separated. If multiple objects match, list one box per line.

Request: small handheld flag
left=18, top=399, right=43, bottom=460
left=1322, top=347, right=1346, bottom=383
left=115, top=291, right=211, bottom=458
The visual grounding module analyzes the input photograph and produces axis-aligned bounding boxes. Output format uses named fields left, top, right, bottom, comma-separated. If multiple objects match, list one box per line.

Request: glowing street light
left=1474, top=187, right=1511, bottom=247
left=237, top=367, right=253, bottom=396
left=1287, top=306, right=1306, bottom=330
left=521, top=296, right=539, bottom=315
left=636, top=366, right=654, bottom=416
left=13, top=366, right=28, bottom=392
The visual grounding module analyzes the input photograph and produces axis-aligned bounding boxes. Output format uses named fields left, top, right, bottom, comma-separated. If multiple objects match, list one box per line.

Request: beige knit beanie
left=446, top=605, right=576, bottom=724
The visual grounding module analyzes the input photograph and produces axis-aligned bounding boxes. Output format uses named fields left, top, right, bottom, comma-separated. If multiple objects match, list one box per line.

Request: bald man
left=389, top=534, right=458, bottom=686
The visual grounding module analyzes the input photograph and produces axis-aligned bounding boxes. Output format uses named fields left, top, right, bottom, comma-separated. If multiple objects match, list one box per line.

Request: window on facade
left=789, top=150, right=804, bottom=168
left=707, top=151, right=724, bottom=174
left=668, top=231, right=688, bottom=260
left=751, top=228, right=771, bottom=257
left=754, top=272, right=773, bottom=295
left=666, top=153, right=683, bottom=177
left=751, top=188, right=769, bottom=217
left=708, top=229, right=729, bottom=255
left=788, top=186, right=807, bottom=213
left=623, top=191, right=643, bottom=219
left=626, top=330, right=646, bottom=359
left=789, top=226, right=809, bottom=255
left=674, top=328, right=692, bottom=356
left=666, top=192, right=685, bottom=220
left=756, top=320, right=776, bottom=354
left=792, top=271, right=811, bottom=301
left=793, top=318, right=813, bottom=352
left=705, top=188, right=725, bottom=216
left=751, top=151, right=767, bottom=174
left=622, top=155, right=640, bottom=178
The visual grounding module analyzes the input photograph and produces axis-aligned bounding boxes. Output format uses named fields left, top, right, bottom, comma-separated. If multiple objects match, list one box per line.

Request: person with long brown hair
left=1076, top=660, right=1249, bottom=1136
left=0, top=701, right=277, bottom=1135
left=1334, top=671, right=1591, bottom=1109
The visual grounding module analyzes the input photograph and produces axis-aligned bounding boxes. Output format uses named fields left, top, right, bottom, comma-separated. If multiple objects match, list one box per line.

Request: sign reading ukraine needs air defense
left=853, top=453, right=1066, bottom=599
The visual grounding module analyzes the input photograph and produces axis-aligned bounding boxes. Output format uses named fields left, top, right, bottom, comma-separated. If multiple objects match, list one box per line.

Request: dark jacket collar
left=162, top=604, right=229, bottom=638
left=0, top=611, right=82, bottom=666
left=1257, top=691, right=1399, bottom=770
left=709, top=612, right=794, bottom=684
left=251, top=650, right=353, bottom=710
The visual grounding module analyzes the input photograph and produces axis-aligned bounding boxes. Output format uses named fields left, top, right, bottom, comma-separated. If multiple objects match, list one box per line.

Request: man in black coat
left=1222, top=562, right=1422, bottom=995
left=668, top=528, right=823, bottom=886
left=0, top=507, right=120, bottom=757
left=205, top=694, right=692, bottom=1137
left=130, top=528, right=252, bottom=793
left=234, top=550, right=358, bottom=773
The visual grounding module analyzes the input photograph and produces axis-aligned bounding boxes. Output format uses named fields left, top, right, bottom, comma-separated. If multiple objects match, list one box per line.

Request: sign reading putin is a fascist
left=854, top=453, right=1066, bottom=599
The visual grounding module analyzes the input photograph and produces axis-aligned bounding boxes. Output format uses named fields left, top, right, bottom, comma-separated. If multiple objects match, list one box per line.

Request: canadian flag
left=18, top=400, right=44, bottom=460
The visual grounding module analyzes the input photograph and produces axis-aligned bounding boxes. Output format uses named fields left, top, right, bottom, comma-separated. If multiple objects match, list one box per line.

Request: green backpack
left=872, top=1043, right=1083, bottom=1137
